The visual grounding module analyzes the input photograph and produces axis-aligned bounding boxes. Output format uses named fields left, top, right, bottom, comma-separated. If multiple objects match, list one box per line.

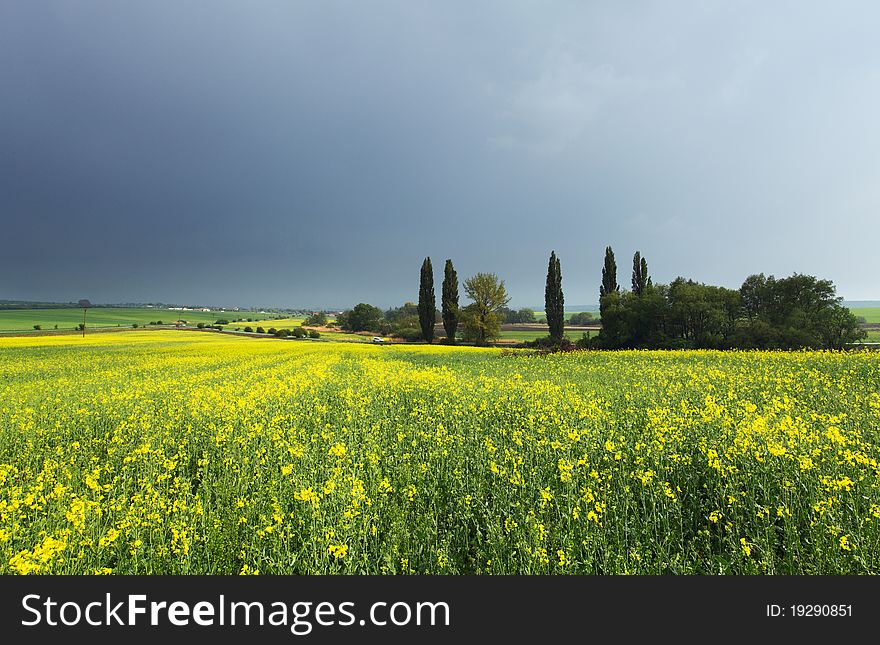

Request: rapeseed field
left=1, top=331, right=878, bottom=574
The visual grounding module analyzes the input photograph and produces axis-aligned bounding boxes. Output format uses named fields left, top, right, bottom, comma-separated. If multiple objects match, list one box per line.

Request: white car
left=372, top=336, right=384, bottom=344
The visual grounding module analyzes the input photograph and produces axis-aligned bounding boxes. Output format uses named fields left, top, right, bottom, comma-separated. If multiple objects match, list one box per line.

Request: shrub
left=308, top=329, right=320, bottom=339
left=256, top=327, right=265, bottom=334
left=268, top=327, right=277, bottom=335
left=156, top=320, right=163, bottom=325
left=275, top=329, right=290, bottom=338
left=394, top=327, right=423, bottom=342
left=304, top=312, right=328, bottom=327
left=244, top=326, right=253, bottom=333
left=215, top=319, right=229, bottom=325
left=292, top=327, right=307, bottom=338
left=33, top=325, right=41, bottom=330
left=197, top=322, right=205, bottom=329
left=569, top=312, right=594, bottom=326
left=524, top=335, right=576, bottom=352
left=132, top=323, right=139, bottom=328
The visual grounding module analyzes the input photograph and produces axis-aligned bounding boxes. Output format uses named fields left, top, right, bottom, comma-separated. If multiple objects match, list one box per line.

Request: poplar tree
left=441, top=259, right=459, bottom=343
left=545, top=250, right=564, bottom=342
left=632, top=251, right=649, bottom=296
left=418, top=257, right=435, bottom=342
left=600, top=246, right=618, bottom=298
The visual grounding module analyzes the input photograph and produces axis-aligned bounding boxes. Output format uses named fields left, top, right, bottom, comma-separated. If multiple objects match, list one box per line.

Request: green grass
left=532, top=311, right=598, bottom=321
left=850, top=307, right=880, bottom=324
left=0, top=307, right=240, bottom=332
left=496, top=330, right=594, bottom=342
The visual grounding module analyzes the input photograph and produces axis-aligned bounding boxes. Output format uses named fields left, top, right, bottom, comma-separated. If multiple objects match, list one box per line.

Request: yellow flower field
left=1, top=331, right=879, bottom=574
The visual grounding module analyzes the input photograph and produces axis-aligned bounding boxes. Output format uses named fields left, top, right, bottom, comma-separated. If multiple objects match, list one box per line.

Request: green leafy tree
left=303, top=312, right=327, bottom=326
left=736, top=273, right=864, bottom=349
left=569, top=312, right=594, bottom=325
left=545, top=250, right=564, bottom=342
left=461, top=273, right=510, bottom=343
left=338, top=303, right=384, bottom=332
left=385, top=302, right=419, bottom=323
left=632, top=251, right=649, bottom=296
left=515, top=308, right=536, bottom=323
left=600, top=246, right=619, bottom=323
left=442, top=259, right=459, bottom=343
left=418, top=257, right=436, bottom=342
left=600, top=246, right=618, bottom=299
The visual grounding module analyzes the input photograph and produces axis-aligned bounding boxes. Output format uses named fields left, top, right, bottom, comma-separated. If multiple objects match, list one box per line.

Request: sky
left=2, top=1, right=879, bottom=309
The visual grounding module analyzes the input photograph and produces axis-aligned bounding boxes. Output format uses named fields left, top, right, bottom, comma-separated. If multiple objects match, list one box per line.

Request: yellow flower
left=328, top=544, right=348, bottom=559
left=328, top=443, right=347, bottom=458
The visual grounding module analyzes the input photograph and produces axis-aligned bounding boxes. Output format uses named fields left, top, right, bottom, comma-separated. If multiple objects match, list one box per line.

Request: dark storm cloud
left=2, top=1, right=878, bottom=308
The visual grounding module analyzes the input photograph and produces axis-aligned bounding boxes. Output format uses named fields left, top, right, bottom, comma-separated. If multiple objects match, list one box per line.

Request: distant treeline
left=0, top=300, right=90, bottom=310
left=595, top=247, right=864, bottom=350
left=337, top=249, right=864, bottom=350
left=0, top=300, right=192, bottom=310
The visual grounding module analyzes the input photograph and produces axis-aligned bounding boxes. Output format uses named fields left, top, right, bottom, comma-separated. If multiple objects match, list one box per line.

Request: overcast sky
left=2, top=1, right=878, bottom=309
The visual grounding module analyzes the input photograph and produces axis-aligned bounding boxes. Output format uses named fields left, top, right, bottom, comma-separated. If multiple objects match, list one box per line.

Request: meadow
left=0, top=307, right=234, bottom=332
left=1, top=331, right=879, bottom=575
left=852, top=307, right=880, bottom=324
left=496, top=329, right=594, bottom=342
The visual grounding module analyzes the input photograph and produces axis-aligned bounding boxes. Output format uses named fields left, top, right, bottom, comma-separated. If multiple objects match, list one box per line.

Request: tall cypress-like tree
left=418, top=257, right=435, bottom=342
left=632, top=251, right=649, bottom=296
left=600, top=246, right=618, bottom=298
left=441, top=259, right=459, bottom=343
left=545, top=250, right=564, bottom=342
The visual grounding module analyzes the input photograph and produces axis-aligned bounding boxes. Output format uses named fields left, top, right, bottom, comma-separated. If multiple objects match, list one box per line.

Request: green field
left=851, top=307, right=880, bottom=324
left=0, top=307, right=235, bottom=332
left=497, top=330, right=594, bottom=342
left=532, top=311, right=598, bottom=321
left=2, top=330, right=879, bottom=574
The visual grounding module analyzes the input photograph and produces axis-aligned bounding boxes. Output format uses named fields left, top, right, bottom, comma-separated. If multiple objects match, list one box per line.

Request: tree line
left=336, top=248, right=864, bottom=349
left=337, top=259, right=512, bottom=344
left=595, top=248, right=863, bottom=349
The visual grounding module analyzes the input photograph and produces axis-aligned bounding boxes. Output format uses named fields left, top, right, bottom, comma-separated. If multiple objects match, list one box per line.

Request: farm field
left=234, top=317, right=382, bottom=342
left=234, top=316, right=306, bottom=329
left=0, top=307, right=235, bottom=332
left=1, top=331, right=879, bottom=575
left=496, top=329, right=594, bottom=342
left=532, top=311, right=598, bottom=321
left=851, top=307, right=880, bottom=324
